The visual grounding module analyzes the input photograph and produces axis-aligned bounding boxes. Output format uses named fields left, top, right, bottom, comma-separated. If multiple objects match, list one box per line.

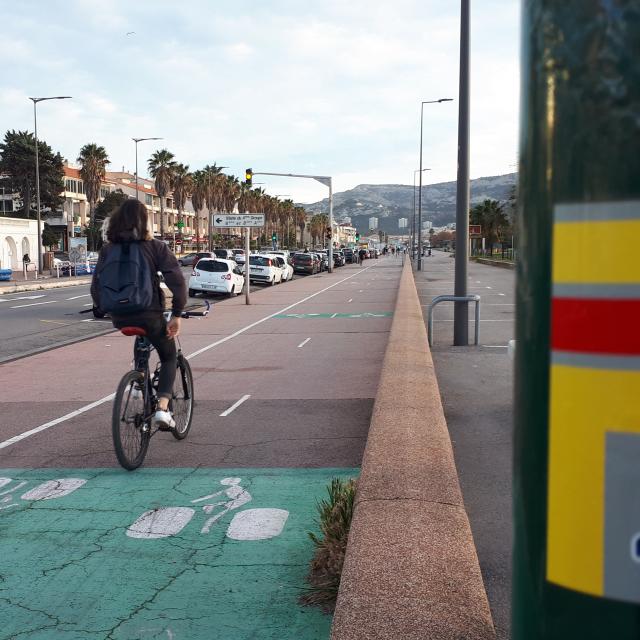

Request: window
left=0, top=199, right=14, bottom=213
left=77, top=181, right=84, bottom=194
left=100, top=187, right=110, bottom=198
left=250, top=256, right=272, bottom=267
left=196, top=260, right=228, bottom=272
left=145, top=194, right=152, bottom=206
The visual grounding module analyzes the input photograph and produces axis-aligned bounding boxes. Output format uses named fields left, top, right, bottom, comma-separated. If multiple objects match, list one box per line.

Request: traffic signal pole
left=250, top=171, right=334, bottom=273
left=514, top=2, right=640, bottom=638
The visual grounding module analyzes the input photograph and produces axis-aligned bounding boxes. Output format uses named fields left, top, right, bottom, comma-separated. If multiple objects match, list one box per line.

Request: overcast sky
left=3, top=0, right=520, bottom=203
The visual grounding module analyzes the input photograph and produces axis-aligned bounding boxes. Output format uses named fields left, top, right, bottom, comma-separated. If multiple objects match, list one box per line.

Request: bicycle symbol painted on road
left=0, top=477, right=87, bottom=510
left=126, top=477, right=289, bottom=541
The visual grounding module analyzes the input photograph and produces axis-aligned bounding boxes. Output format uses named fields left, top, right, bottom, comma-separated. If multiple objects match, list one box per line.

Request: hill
left=303, top=173, right=516, bottom=233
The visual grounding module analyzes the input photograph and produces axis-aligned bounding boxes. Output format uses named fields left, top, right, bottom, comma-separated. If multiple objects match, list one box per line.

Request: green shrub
left=300, top=477, right=357, bottom=612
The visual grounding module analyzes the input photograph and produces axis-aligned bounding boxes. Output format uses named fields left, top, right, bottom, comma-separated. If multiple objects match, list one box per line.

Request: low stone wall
left=330, top=260, right=495, bottom=640
left=472, top=257, right=515, bottom=270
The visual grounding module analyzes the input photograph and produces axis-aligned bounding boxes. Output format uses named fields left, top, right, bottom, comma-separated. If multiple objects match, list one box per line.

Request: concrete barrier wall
left=472, top=257, right=515, bottom=270
left=331, top=260, right=495, bottom=640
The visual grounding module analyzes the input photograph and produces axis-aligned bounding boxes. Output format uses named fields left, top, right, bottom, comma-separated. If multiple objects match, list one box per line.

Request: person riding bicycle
left=90, top=199, right=187, bottom=431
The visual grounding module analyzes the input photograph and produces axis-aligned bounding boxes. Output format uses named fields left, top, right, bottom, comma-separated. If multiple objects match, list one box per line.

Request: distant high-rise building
left=368, top=217, right=379, bottom=230
left=423, top=220, right=432, bottom=230
left=398, top=218, right=408, bottom=229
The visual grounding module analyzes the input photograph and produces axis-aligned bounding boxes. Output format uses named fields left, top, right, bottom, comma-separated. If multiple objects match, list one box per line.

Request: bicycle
left=111, top=301, right=210, bottom=470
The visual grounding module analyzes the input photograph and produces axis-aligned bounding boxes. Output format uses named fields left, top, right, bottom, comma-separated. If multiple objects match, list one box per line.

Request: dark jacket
left=90, top=239, right=187, bottom=316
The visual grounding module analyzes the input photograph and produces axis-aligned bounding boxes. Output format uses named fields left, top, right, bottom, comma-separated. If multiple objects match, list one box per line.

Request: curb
left=472, top=257, right=515, bottom=270
left=330, top=260, right=495, bottom=640
left=0, top=278, right=92, bottom=293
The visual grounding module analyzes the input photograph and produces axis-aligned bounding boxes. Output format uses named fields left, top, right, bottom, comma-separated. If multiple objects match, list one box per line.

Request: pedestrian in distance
left=90, top=199, right=187, bottom=431
left=22, top=253, right=30, bottom=265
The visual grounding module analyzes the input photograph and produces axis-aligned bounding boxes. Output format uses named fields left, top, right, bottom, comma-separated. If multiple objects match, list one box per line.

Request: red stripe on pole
left=551, top=298, right=640, bottom=354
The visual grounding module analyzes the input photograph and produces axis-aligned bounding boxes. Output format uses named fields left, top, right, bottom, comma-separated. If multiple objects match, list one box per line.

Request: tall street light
left=132, top=137, right=162, bottom=200
left=453, top=0, right=471, bottom=345
left=29, top=96, right=72, bottom=272
left=417, top=98, right=453, bottom=271
left=412, top=168, right=430, bottom=256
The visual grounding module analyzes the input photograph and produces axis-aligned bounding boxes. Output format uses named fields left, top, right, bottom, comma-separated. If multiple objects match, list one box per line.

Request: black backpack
left=95, top=242, right=155, bottom=314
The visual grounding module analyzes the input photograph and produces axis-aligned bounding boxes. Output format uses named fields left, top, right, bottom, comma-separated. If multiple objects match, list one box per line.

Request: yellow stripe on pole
left=547, top=364, right=640, bottom=595
left=553, top=220, right=640, bottom=283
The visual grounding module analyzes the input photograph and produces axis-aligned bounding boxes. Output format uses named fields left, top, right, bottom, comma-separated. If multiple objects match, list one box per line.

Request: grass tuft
left=300, top=477, right=357, bottom=612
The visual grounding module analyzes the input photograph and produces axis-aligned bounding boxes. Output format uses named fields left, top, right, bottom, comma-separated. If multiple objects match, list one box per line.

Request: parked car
left=342, top=248, right=357, bottom=263
left=314, top=252, right=329, bottom=271
left=178, top=253, right=199, bottom=266
left=292, top=252, right=317, bottom=275
left=53, top=251, right=70, bottom=268
left=333, top=250, right=345, bottom=267
left=213, top=248, right=235, bottom=260
left=261, top=253, right=293, bottom=282
left=232, top=249, right=246, bottom=265
left=188, top=258, right=244, bottom=297
left=246, top=255, right=283, bottom=285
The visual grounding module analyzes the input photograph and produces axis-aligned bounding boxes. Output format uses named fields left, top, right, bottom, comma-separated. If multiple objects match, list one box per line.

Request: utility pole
left=453, top=0, right=470, bottom=345
left=514, top=2, right=640, bottom=638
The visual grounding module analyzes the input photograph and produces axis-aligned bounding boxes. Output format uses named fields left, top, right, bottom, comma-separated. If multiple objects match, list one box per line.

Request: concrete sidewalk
left=332, top=259, right=494, bottom=640
left=0, top=274, right=91, bottom=293
left=414, top=252, right=515, bottom=639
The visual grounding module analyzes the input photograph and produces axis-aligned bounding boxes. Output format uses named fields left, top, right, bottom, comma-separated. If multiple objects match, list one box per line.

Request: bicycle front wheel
left=171, top=354, right=194, bottom=440
left=112, top=370, right=151, bottom=470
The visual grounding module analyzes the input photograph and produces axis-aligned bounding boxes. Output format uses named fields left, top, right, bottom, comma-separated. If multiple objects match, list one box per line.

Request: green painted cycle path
left=0, top=467, right=356, bottom=640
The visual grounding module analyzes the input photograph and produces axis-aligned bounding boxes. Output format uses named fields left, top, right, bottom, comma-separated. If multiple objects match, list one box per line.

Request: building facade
left=0, top=217, right=37, bottom=270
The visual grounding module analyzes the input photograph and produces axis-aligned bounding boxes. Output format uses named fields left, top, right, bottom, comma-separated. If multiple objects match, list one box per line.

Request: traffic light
left=245, top=168, right=253, bottom=187
left=325, top=228, right=332, bottom=240
left=271, top=232, right=277, bottom=242
left=355, top=232, right=360, bottom=242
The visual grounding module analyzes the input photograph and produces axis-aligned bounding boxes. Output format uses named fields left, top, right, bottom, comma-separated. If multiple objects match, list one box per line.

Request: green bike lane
left=0, top=261, right=401, bottom=640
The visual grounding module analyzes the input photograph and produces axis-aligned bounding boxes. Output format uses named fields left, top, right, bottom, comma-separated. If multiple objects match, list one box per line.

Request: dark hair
left=106, top=199, right=152, bottom=243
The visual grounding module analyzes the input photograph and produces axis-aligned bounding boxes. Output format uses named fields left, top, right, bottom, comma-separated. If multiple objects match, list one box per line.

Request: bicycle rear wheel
left=112, top=370, right=151, bottom=470
left=171, top=354, right=194, bottom=440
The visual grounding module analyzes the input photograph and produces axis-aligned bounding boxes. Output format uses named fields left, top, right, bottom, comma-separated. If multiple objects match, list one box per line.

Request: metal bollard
left=427, top=294, right=480, bottom=346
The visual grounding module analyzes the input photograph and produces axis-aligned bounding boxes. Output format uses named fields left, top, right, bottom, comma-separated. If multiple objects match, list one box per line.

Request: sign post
left=514, top=2, right=640, bottom=638
left=213, top=214, right=265, bottom=306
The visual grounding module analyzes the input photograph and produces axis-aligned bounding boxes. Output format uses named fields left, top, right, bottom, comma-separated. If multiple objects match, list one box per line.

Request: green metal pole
left=514, top=2, right=640, bottom=638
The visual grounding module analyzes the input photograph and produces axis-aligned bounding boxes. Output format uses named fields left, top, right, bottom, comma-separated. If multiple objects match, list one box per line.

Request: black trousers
left=113, top=314, right=177, bottom=400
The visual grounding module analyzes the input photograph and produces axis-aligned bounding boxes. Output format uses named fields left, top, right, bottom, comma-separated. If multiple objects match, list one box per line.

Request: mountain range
left=302, top=172, right=517, bottom=234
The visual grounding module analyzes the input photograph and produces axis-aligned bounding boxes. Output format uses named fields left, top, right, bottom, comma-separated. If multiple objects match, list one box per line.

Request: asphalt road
left=0, top=267, right=298, bottom=363
left=0, top=258, right=400, bottom=640
left=414, top=251, right=514, bottom=640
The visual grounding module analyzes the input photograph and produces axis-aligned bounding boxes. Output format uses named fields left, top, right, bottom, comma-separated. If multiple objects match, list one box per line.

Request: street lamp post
left=132, top=137, right=162, bottom=201
left=29, top=96, right=72, bottom=272
left=413, top=168, right=430, bottom=258
left=417, top=98, right=453, bottom=271
left=453, top=0, right=470, bottom=346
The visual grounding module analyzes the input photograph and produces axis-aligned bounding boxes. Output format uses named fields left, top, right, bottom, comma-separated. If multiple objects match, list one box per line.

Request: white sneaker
left=153, top=410, right=175, bottom=431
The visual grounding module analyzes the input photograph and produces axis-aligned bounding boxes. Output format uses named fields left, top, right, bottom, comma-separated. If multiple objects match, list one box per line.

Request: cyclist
left=90, top=199, right=187, bottom=431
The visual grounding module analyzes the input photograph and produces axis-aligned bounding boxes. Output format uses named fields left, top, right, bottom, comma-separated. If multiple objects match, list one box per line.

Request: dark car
left=333, top=250, right=345, bottom=267
left=292, top=252, right=317, bottom=275
left=343, top=248, right=357, bottom=263
left=213, top=248, right=235, bottom=260
left=314, top=252, right=329, bottom=271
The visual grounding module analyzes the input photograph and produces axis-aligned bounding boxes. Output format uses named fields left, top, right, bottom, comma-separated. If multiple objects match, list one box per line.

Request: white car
left=262, top=254, right=293, bottom=282
left=246, top=255, right=283, bottom=286
left=188, top=258, right=245, bottom=297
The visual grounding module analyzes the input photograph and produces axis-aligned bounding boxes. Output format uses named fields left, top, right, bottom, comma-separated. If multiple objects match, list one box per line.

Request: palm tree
left=470, top=199, right=509, bottom=255
left=191, top=170, right=206, bottom=251
left=148, top=149, right=177, bottom=240
left=172, top=164, right=193, bottom=248
left=77, top=143, right=109, bottom=225
left=295, top=207, right=307, bottom=247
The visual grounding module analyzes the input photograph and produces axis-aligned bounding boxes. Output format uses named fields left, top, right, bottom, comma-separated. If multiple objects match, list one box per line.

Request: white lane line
left=483, top=345, right=509, bottom=348
left=9, top=300, right=56, bottom=309
left=485, top=286, right=493, bottom=289
left=220, top=394, right=251, bottom=417
left=0, top=295, right=45, bottom=303
left=347, top=298, right=353, bottom=303
left=0, top=264, right=376, bottom=450
left=0, top=394, right=115, bottom=451
left=498, top=293, right=506, bottom=296
left=83, top=303, right=93, bottom=307
left=330, top=313, right=338, bottom=318
left=67, top=294, right=90, bottom=300
left=358, top=290, right=363, bottom=293
left=297, top=337, right=311, bottom=348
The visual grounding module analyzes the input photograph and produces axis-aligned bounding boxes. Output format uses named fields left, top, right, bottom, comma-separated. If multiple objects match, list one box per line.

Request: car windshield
left=196, top=260, right=228, bottom=272
left=295, top=255, right=312, bottom=263
left=250, top=256, right=271, bottom=266
left=213, top=249, right=228, bottom=258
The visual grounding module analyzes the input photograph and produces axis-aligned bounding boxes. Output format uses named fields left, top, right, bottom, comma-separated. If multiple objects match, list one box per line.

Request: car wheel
left=270, top=277, right=276, bottom=286
left=188, top=288, right=197, bottom=297
left=178, top=260, right=184, bottom=266
left=227, top=285, right=235, bottom=298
